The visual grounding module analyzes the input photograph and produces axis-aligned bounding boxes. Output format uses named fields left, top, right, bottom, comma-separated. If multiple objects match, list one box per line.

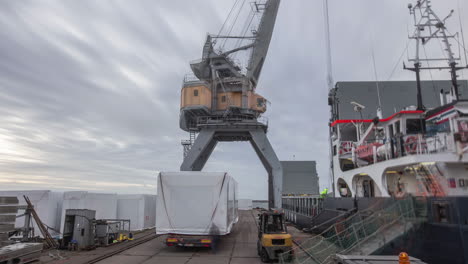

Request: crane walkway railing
left=280, top=197, right=425, bottom=264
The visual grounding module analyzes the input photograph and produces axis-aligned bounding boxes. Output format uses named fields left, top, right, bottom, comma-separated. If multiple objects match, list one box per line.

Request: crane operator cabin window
left=194, top=89, right=199, bottom=96
left=257, top=98, right=265, bottom=107
left=222, top=96, right=226, bottom=103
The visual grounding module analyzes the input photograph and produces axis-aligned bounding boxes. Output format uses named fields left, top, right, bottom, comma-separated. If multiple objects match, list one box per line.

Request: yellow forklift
left=257, top=210, right=293, bottom=262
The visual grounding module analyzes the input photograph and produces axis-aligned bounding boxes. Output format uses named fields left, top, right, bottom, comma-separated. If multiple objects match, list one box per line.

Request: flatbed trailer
left=165, top=234, right=220, bottom=248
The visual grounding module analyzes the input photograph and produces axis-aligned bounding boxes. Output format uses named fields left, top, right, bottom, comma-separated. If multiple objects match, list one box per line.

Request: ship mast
left=323, top=0, right=334, bottom=91
left=405, top=0, right=467, bottom=109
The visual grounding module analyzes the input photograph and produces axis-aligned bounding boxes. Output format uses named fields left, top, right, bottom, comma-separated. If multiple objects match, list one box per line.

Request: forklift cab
left=257, top=211, right=293, bottom=263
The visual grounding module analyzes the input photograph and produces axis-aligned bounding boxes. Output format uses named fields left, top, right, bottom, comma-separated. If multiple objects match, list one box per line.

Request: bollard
left=399, top=252, right=410, bottom=264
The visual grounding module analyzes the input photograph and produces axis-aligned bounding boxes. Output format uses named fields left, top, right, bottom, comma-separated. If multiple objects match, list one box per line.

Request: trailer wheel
left=260, top=248, right=270, bottom=263
left=211, top=236, right=218, bottom=253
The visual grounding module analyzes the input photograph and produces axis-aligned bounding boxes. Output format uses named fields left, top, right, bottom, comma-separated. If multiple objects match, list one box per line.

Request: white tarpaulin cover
left=156, top=172, right=238, bottom=235
left=117, top=194, right=156, bottom=230
left=60, top=191, right=117, bottom=233
left=0, top=190, right=63, bottom=232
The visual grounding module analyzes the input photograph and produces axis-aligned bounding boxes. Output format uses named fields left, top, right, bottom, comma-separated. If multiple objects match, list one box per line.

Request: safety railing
left=183, top=73, right=203, bottom=83
left=196, top=115, right=268, bottom=127
left=342, top=132, right=457, bottom=169
left=279, top=197, right=420, bottom=264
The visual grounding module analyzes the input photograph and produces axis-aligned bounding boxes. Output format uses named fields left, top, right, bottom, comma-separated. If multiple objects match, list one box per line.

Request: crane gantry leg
left=180, top=126, right=282, bottom=209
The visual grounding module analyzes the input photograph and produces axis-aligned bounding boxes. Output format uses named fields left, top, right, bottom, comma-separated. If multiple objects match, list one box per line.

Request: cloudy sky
left=1, top=0, right=467, bottom=199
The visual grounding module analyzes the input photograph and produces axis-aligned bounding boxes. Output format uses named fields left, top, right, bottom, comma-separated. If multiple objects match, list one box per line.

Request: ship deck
left=39, top=210, right=313, bottom=264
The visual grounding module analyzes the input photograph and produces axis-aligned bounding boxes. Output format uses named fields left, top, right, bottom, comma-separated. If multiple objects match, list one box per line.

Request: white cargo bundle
left=60, top=191, right=117, bottom=233
left=0, top=190, right=63, bottom=232
left=117, top=194, right=156, bottom=231
left=156, top=172, right=238, bottom=236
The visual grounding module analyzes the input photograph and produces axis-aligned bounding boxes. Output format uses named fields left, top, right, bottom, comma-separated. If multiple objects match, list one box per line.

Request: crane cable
left=386, top=40, right=410, bottom=81
left=222, top=0, right=247, bottom=50
left=370, top=35, right=382, bottom=114
left=232, top=9, right=256, bottom=64
left=235, top=8, right=255, bottom=50
left=457, top=0, right=468, bottom=79
left=216, top=0, right=240, bottom=40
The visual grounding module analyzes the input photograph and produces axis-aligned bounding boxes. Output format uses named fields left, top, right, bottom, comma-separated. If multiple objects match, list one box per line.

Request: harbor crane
left=179, top=0, right=282, bottom=208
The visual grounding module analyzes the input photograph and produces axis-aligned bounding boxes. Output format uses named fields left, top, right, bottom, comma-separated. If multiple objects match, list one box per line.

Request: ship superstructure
left=329, top=0, right=468, bottom=198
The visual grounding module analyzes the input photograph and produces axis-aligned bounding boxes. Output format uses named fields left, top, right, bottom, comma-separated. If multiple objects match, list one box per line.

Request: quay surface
left=40, top=210, right=310, bottom=264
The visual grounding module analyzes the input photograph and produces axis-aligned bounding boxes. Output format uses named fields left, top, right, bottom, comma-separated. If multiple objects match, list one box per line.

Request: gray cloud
left=0, top=0, right=467, bottom=198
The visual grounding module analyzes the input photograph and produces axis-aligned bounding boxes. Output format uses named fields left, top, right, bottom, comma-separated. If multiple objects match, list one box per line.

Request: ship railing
left=279, top=197, right=420, bottom=264
left=338, top=141, right=354, bottom=155
left=281, top=195, right=323, bottom=220
left=345, top=132, right=457, bottom=168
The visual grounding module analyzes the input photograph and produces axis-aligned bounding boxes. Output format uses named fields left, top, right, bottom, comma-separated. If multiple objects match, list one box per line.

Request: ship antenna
left=405, top=0, right=466, bottom=106
left=457, top=0, right=468, bottom=73
left=324, top=0, right=335, bottom=197
left=370, top=35, right=383, bottom=118
left=323, top=0, right=334, bottom=90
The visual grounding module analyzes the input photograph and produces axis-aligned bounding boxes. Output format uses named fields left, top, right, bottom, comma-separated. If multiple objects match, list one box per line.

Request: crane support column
left=249, top=129, right=283, bottom=209
left=180, top=130, right=217, bottom=171
left=180, top=123, right=283, bottom=209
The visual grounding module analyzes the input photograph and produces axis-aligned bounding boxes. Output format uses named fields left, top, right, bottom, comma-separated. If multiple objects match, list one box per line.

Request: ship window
left=193, top=89, right=199, bottom=96
left=333, top=145, right=337, bottom=156
left=340, top=159, right=355, bottom=172
left=427, top=121, right=450, bottom=134
left=221, top=95, right=226, bottom=103
left=433, top=203, right=450, bottom=223
left=395, top=121, right=401, bottom=134
left=257, top=98, right=265, bottom=107
left=389, top=124, right=394, bottom=138
left=407, top=119, right=425, bottom=134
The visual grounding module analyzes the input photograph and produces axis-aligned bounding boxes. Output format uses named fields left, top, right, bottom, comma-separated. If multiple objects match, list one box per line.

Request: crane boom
left=246, top=0, right=281, bottom=87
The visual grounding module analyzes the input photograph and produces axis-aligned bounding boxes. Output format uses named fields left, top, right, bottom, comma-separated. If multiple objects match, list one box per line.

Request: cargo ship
left=325, top=1, right=468, bottom=263
left=282, top=1, right=468, bottom=263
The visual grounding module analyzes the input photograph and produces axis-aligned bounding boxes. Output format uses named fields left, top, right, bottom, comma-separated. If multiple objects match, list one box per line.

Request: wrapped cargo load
left=0, top=190, right=63, bottom=233
left=117, top=194, right=157, bottom=230
left=60, top=191, right=117, bottom=233
left=156, top=172, right=238, bottom=236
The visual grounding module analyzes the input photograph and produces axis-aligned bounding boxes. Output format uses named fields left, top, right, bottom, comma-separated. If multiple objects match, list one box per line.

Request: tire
left=260, top=248, right=270, bottom=263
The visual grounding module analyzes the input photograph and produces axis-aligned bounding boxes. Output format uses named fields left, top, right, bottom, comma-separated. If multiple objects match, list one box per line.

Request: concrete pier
left=42, top=210, right=300, bottom=264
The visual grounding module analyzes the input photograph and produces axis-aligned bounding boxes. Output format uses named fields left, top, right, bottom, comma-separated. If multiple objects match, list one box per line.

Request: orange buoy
left=405, top=136, right=418, bottom=153
left=399, top=252, right=410, bottom=264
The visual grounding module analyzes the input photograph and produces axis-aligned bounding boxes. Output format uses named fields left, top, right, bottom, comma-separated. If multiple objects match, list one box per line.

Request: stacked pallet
left=0, top=196, right=18, bottom=247
left=0, top=190, right=63, bottom=234
left=0, top=196, right=44, bottom=264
